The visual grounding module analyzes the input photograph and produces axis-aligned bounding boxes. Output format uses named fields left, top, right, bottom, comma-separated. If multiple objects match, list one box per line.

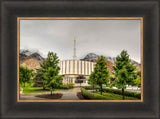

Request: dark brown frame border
left=0, top=0, right=159, bottom=118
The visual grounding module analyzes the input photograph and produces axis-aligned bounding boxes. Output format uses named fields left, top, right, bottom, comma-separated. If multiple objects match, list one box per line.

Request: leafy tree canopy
left=94, top=56, right=110, bottom=86
left=113, top=50, right=136, bottom=89
left=20, top=66, right=34, bottom=87
left=112, top=50, right=136, bottom=99
left=90, top=56, right=110, bottom=95
left=88, top=72, right=97, bottom=86
left=134, top=71, right=141, bottom=88
left=43, top=52, right=63, bottom=94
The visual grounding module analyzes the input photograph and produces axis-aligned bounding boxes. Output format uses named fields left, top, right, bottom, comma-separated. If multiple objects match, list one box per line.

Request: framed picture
left=1, top=0, right=159, bottom=119
left=17, top=17, right=143, bottom=102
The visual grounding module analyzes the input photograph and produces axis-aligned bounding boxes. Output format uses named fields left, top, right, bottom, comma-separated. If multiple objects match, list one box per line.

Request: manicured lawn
left=81, top=88, right=140, bottom=100
left=96, top=92, right=139, bottom=100
left=22, top=87, right=63, bottom=93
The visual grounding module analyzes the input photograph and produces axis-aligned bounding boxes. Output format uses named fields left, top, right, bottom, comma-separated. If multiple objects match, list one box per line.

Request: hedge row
left=81, top=88, right=110, bottom=100
left=102, top=88, right=141, bottom=99
left=81, top=88, right=140, bottom=100
left=82, top=86, right=141, bottom=99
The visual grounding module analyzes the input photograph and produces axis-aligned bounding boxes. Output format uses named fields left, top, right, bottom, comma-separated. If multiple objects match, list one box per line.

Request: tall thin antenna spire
left=73, top=36, right=77, bottom=60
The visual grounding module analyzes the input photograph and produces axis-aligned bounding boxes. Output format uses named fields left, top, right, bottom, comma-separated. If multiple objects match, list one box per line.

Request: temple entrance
left=75, top=75, right=88, bottom=87
left=63, top=77, right=76, bottom=85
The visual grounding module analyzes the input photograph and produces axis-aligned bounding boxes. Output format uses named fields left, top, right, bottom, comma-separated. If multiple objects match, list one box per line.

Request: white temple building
left=58, top=60, right=96, bottom=85
left=58, top=37, right=96, bottom=85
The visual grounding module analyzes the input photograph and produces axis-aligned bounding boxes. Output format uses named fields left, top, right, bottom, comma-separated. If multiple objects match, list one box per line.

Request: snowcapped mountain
left=19, top=50, right=140, bottom=71
left=20, top=50, right=45, bottom=61
left=19, top=50, right=45, bottom=70
left=81, top=53, right=140, bottom=66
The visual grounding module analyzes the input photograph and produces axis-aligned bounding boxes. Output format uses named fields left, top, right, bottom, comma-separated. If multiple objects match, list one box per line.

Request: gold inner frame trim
left=17, top=17, right=143, bottom=102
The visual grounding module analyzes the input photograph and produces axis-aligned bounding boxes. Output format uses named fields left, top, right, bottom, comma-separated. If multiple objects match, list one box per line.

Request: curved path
left=20, top=87, right=81, bottom=100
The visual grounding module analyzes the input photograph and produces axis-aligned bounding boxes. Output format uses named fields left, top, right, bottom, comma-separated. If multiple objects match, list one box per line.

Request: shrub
left=60, top=85, right=68, bottom=89
left=20, top=82, right=34, bottom=88
left=82, top=86, right=141, bottom=99
left=82, top=86, right=99, bottom=90
left=81, top=88, right=109, bottom=100
left=68, top=82, right=75, bottom=88
left=96, top=91, right=138, bottom=100
left=81, top=88, right=139, bottom=100
left=60, top=83, right=75, bottom=89
left=102, top=88, right=141, bottom=99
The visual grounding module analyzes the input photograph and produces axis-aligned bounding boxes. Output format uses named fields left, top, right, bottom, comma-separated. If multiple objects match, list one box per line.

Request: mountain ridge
left=20, top=49, right=45, bottom=61
left=80, top=52, right=140, bottom=66
left=19, top=50, right=141, bottom=71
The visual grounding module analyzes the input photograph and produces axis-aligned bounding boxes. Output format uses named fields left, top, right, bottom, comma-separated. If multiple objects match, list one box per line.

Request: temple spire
left=73, top=36, right=77, bottom=60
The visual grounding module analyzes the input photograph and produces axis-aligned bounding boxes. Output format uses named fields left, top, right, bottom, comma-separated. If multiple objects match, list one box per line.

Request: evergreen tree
left=93, top=56, right=110, bottom=95
left=20, top=66, right=34, bottom=87
left=43, top=52, right=63, bottom=95
left=33, top=58, right=49, bottom=89
left=134, top=71, right=141, bottom=89
left=113, top=50, right=136, bottom=99
left=34, top=67, right=46, bottom=89
left=88, top=72, right=97, bottom=91
left=43, top=67, right=63, bottom=94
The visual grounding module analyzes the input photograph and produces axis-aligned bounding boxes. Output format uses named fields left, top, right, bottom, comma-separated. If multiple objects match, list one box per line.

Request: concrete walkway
left=20, top=87, right=81, bottom=100
left=58, top=87, right=80, bottom=100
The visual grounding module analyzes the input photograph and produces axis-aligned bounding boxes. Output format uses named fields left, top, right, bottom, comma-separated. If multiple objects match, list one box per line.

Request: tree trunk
left=93, top=85, right=95, bottom=92
left=43, top=82, right=46, bottom=90
left=51, top=90, right=52, bottom=95
left=43, top=84, right=45, bottom=90
left=122, top=88, right=125, bottom=100
left=100, top=85, right=102, bottom=95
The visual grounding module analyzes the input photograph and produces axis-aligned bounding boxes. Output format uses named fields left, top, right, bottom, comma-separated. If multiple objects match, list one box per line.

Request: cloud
left=20, top=19, right=141, bottom=63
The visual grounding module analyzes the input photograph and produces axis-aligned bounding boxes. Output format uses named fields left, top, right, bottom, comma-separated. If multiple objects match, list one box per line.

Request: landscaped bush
left=81, top=88, right=109, bottom=100
left=96, top=91, right=139, bottom=100
left=68, top=82, right=75, bottom=88
left=82, top=86, right=141, bottom=99
left=81, top=88, right=139, bottom=100
left=102, top=88, right=141, bottom=99
left=20, top=82, right=34, bottom=88
left=82, top=86, right=99, bottom=90
left=60, top=83, right=75, bottom=89
left=60, top=85, right=68, bottom=89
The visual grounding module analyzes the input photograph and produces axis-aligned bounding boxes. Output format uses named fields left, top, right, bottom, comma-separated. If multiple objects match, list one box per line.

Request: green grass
left=102, top=88, right=141, bottom=99
left=82, top=86, right=141, bottom=99
left=81, top=88, right=139, bottom=100
left=96, top=92, right=139, bottom=100
left=22, top=87, right=63, bottom=93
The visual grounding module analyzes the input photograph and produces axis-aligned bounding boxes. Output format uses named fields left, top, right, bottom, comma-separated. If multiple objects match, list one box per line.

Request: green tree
left=43, top=67, right=63, bottom=94
left=88, top=72, right=97, bottom=91
left=113, top=50, right=136, bottom=99
left=34, top=67, right=46, bottom=89
left=19, top=66, right=34, bottom=87
left=134, top=71, right=141, bottom=88
left=93, top=56, right=110, bottom=95
left=43, top=52, right=63, bottom=95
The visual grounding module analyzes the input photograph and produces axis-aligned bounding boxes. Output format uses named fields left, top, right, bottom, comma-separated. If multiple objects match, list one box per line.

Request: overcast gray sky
left=20, top=19, right=141, bottom=63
